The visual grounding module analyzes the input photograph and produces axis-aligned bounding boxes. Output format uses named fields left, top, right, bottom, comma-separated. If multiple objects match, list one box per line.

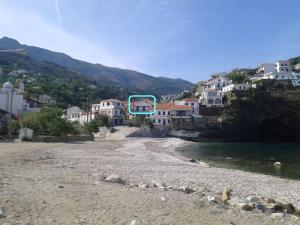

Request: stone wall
left=32, top=135, right=94, bottom=143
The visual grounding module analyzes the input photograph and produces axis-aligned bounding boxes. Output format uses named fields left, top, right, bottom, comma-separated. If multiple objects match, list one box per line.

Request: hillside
left=0, top=37, right=194, bottom=95
left=0, top=52, right=131, bottom=107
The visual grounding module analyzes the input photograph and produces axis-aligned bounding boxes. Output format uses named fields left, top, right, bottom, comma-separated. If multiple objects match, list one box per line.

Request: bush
left=21, top=107, right=77, bottom=136
left=85, top=115, right=109, bottom=134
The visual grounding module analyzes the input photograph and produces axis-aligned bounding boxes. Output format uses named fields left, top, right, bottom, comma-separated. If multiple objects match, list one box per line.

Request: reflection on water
left=176, top=142, right=300, bottom=180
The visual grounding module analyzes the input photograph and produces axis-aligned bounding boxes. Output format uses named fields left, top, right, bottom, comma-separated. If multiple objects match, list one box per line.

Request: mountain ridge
left=0, top=37, right=194, bottom=95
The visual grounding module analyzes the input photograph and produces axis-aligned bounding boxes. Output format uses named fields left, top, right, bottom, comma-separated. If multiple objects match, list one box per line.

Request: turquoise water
left=176, top=142, right=300, bottom=180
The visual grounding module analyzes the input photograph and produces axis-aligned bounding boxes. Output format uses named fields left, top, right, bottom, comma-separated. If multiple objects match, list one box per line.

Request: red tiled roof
left=156, top=103, right=173, bottom=110
left=171, top=105, right=192, bottom=110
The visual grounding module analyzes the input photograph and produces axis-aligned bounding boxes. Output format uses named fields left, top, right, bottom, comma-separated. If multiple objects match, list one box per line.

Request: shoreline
left=1, top=138, right=300, bottom=224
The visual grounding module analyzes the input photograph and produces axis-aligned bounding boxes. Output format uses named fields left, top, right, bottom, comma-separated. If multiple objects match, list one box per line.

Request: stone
left=221, top=187, right=231, bottom=203
left=273, top=162, right=282, bottom=169
left=294, top=209, right=300, bottom=216
left=271, top=212, right=284, bottom=219
left=138, top=182, right=149, bottom=189
left=181, top=186, right=195, bottom=194
left=246, top=196, right=261, bottom=203
left=207, top=196, right=217, bottom=203
left=161, top=197, right=166, bottom=202
left=0, top=207, right=5, bottom=218
left=58, top=185, right=64, bottom=188
left=238, top=203, right=254, bottom=211
left=228, top=197, right=245, bottom=207
left=105, top=174, right=123, bottom=184
left=189, top=158, right=197, bottom=163
left=283, top=203, right=295, bottom=214
left=255, top=204, right=272, bottom=214
left=130, top=220, right=136, bottom=225
left=266, top=198, right=276, bottom=204
left=151, top=180, right=166, bottom=188
left=199, top=161, right=210, bottom=167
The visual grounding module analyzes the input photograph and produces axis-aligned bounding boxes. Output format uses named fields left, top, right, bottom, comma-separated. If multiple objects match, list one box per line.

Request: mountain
left=0, top=51, right=130, bottom=107
left=0, top=37, right=194, bottom=95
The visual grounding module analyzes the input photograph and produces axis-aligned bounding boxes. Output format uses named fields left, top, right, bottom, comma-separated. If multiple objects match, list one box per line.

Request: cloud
left=0, top=1, right=141, bottom=70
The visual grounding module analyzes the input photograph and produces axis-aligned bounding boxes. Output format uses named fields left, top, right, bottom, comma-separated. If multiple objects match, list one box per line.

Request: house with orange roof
left=150, top=103, right=172, bottom=126
left=174, top=99, right=199, bottom=115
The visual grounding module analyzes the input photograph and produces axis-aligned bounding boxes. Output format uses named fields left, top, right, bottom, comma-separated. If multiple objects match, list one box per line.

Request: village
left=1, top=59, right=300, bottom=138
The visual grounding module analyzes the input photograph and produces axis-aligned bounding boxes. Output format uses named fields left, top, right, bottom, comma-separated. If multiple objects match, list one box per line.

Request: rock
left=130, top=220, right=136, bottom=225
left=151, top=180, right=166, bottom=188
left=189, top=158, right=197, bottom=163
left=58, top=185, right=64, bottom=188
left=246, top=196, right=262, bottom=203
left=291, top=215, right=299, bottom=222
left=283, top=203, right=295, bottom=214
left=207, top=196, right=217, bottom=203
left=181, top=186, right=195, bottom=194
left=255, top=204, right=272, bottom=214
left=238, top=203, right=254, bottom=211
left=273, top=162, right=282, bottom=169
left=105, top=174, right=123, bottom=184
left=199, top=161, right=210, bottom=167
left=0, top=207, right=5, bottom=218
left=228, top=197, right=245, bottom=207
left=294, top=209, right=300, bottom=216
left=266, top=198, right=276, bottom=204
left=138, top=182, right=149, bottom=189
left=271, top=212, right=284, bottom=219
left=161, top=197, right=166, bottom=202
left=221, top=187, right=231, bottom=203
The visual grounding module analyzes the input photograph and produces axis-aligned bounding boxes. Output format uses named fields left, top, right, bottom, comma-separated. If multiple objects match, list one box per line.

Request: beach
left=0, top=137, right=300, bottom=225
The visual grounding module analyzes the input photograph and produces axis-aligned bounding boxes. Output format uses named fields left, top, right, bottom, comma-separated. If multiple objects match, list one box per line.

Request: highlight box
left=128, top=95, right=156, bottom=115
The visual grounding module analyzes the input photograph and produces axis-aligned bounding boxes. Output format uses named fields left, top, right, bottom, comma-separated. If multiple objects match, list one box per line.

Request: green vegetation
left=226, top=72, right=248, bottom=83
left=84, top=115, right=109, bottom=134
left=21, top=108, right=77, bottom=136
left=0, top=52, right=131, bottom=108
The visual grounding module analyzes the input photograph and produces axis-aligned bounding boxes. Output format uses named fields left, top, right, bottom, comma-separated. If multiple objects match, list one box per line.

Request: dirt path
left=0, top=140, right=299, bottom=225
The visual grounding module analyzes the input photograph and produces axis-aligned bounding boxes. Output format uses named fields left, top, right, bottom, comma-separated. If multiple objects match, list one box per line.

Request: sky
left=1, top=0, right=300, bottom=83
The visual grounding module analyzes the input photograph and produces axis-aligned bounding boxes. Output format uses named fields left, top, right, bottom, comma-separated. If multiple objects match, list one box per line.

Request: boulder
left=221, top=187, right=231, bottom=203
left=238, top=203, right=254, bottom=211
left=105, top=174, right=123, bottom=184
left=246, top=196, right=262, bottom=203
left=207, top=196, right=217, bottom=203
left=283, top=203, right=295, bottom=214
left=138, top=182, right=149, bottom=189
left=151, top=180, right=166, bottom=188
left=273, top=162, right=282, bottom=169
left=180, top=186, right=195, bottom=194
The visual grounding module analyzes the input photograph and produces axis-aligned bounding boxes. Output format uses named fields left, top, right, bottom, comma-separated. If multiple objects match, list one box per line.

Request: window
left=158, top=111, right=161, bottom=115
left=191, top=103, right=194, bottom=106
left=163, top=111, right=165, bottom=115
left=117, top=102, right=120, bottom=106
left=158, top=119, right=161, bottom=123
left=185, top=103, right=188, bottom=106
left=168, top=111, right=170, bottom=115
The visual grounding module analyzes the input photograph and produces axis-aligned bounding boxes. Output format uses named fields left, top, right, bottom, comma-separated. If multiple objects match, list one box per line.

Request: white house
left=222, top=83, right=251, bottom=93
left=206, top=75, right=231, bottom=90
left=257, top=63, right=276, bottom=75
left=199, top=90, right=223, bottom=107
left=150, top=103, right=172, bottom=126
left=92, top=99, right=125, bottom=125
left=62, top=106, right=84, bottom=122
left=275, top=60, right=292, bottom=73
left=0, top=81, right=24, bottom=117
left=174, top=99, right=199, bottom=115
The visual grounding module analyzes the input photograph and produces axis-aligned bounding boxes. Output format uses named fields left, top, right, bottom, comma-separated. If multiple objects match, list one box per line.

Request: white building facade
left=199, top=90, right=223, bottom=107
left=0, top=81, right=24, bottom=117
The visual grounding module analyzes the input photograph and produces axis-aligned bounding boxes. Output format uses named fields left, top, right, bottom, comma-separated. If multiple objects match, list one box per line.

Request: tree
left=85, top=115, right=109, bottom=134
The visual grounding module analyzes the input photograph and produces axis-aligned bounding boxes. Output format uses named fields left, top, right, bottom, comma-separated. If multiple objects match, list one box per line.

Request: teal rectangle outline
left=128, top=95, right=156, bottom=115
